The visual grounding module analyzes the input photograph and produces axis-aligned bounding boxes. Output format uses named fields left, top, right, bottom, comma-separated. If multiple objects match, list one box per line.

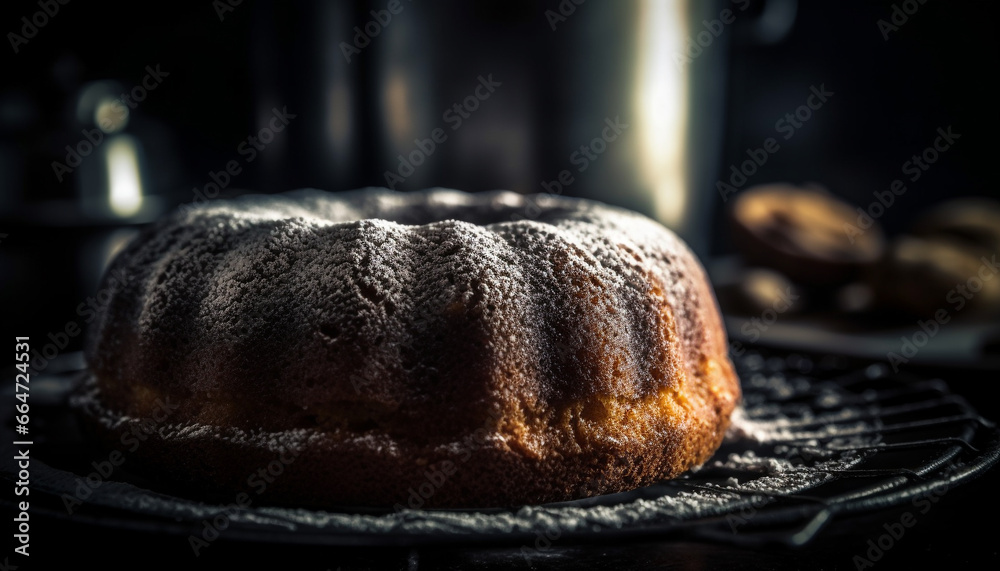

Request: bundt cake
left=74, top=188, right=741, bottom=509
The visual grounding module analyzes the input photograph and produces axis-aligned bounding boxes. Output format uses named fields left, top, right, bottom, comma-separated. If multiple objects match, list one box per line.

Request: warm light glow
left=384, top=69, right=414, bottom=150
left=327, top=83, right=352, bottom=147
left=636, top=0, right=689, bottom=230
left=106, top=136, right=143, bottom=217
left=94, top=97, right=129, bottom=133
left=100, top=228, right=139, bottom=271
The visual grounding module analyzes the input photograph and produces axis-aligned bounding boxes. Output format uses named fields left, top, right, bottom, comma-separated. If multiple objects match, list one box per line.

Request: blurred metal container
left=250, top=0, right=795, bottom=256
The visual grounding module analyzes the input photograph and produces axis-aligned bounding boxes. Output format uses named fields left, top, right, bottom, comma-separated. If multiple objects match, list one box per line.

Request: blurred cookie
left=716, top=268, right=802, bottom=316
left=912, top=198, right=1000, bottom=254
left=872, top=235, right=1000, bottom=318
left=730, top=184, right=885, bottom=285
left=836, top=282, right=875, bottom=314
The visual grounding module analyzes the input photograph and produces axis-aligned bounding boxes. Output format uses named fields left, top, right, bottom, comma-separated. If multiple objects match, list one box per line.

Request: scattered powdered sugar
left=219, top=375, right=874, bottom=536
left=87, top=187, right=717, bottom=439
left=65, top=393, right=878, bottom=539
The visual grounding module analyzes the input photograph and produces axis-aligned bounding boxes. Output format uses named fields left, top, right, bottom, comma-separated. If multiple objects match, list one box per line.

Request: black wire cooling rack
left=655, top=350, right=1000, bottom=546
left=2, top=349, right=998, bottom=549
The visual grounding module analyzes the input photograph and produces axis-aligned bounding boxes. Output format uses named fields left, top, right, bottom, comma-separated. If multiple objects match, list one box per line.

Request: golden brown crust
left=75, top=188, right=740, bottom=508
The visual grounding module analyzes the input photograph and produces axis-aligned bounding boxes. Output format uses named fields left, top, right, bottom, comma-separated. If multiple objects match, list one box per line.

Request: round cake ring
left=75, top=187, right=741, bottom=508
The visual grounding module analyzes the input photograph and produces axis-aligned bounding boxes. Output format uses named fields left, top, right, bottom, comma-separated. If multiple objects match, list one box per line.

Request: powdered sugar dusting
left=82, top=187, right=738, bottom=507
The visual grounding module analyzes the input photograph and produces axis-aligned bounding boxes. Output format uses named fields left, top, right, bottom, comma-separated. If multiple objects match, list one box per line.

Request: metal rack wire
left=655, top=350, right=1000, bottom=546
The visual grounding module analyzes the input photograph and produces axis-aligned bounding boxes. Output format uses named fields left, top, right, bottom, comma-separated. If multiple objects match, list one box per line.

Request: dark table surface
left=17, top=470, right=999, bottom=570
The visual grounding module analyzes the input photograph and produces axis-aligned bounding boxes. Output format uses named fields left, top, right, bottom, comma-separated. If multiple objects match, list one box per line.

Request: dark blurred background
left=1, top=0, right=998, bottom=356
left=2, top=2, right=1000, bottom=569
